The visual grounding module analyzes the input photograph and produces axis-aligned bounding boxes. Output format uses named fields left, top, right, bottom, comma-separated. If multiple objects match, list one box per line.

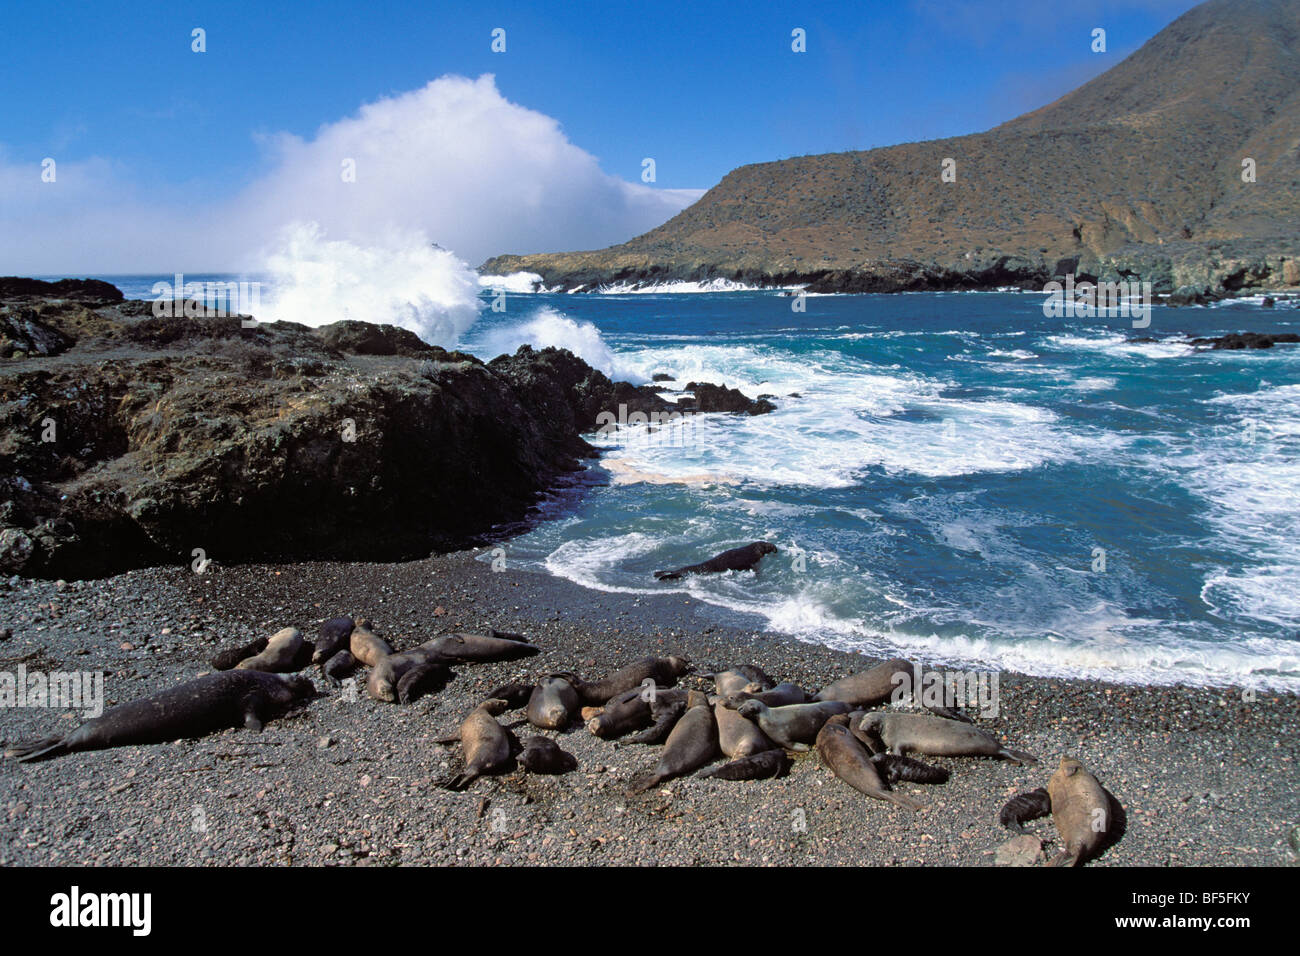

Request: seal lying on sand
left=714, top=698, right=776, bottom=757
left=321, top=649, right=357, bottom=686
left=1000, top=757, right=1123, bottom=866
left=699, top=749, right=791, bottom=781
left=527, top=676, right=581, bottom=730
left=5, top=672, right=317, bottom=762
left=627, top=692, right=719, bottom=793
left=813, top=658, right=913, bottom=706
left=518, top=737, right=577, bottom=775
left=724, top=681, right=809, bottom=708
left=312, top=617, right=356, bottom=664
left=426, top=630, right=537, bottom=663
left=209, top=635, right=269, bottom=671
left=588, top=687, right=687, bottom=739
left=627, top=694, right=689, bottom=744
left=349, top=619, right=394, bottom=667
left=483, top=682, right=535, bottom=710
left=858, top=712, right=1038, bottom=765
left=440, top=699, right=515, bottom=791
left=710, top=665, right=775, bottom=697
left=562, top=656, right=691, bottom=706
left=236, top=627, right=306, bottom=673
left=654, top=542, right=777, bottom=581
left=367, top=639, right=453, bottom=703
left=816, top=720, right=923, bottom=811
left=735, top=699, right=852, bottom=752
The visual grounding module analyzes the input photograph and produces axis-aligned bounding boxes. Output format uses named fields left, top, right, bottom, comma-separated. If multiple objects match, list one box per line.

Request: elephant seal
left=588, top=687, right=686, bottom=739
left=714, top=699, right=775, bottom=757
left=6, top=672, right=317, bottom=762
left=210, top=635, right=269, bottom=671
left=483, top=682, right=535, bottom=710
left=816, top=721, right=923, bottom=811
left=710, top=665, right=775, bottom=697
left=725, top=681, right=809, bottom=708
left=526, top=676, right=580, bottom=730
left=1047, top=757, right=1117, bottom=866
left=654, top=541, right=777, bottom=581
left=312, top=617, right=356, bottom=664
left=871, top=752, right=949, bottom=785
left=627, top=692, right=719, bottom=793
left=349, top=619, right=393, bottom=667
left=564, top=656, right=691, bottom=706
left=321, top=649, right=357, bottom=686
left=236, top=627, right=305, bottom=672
left=518, top=737, right=577, bottom=775
left=427, top=630, right=537, bottom=663
left=628, top=695, right=688, bottom=744
left=367, top=639, right=453, bottom=702
left=394, top=660, right=453, bottom=704
left=735, top=699, right=851, bottom=751
left=442, top=699, right=515, bottom=791
left=999, top=788, right=1051, bottom=834
left=813, top=658, right=913, bottom=706
left=699, top=749, right=791, bottom=781
left=858, top=712, right=1037, bottom=765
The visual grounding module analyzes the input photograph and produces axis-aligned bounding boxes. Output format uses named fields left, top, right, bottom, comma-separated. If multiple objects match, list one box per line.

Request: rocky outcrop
left=0, top=284, right=772, bottom=579
left=1188, top=331, right=1300, bottom=349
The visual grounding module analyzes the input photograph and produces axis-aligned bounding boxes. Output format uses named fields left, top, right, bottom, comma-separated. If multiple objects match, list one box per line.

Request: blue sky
left=0, top=0, right=1202, bottom=271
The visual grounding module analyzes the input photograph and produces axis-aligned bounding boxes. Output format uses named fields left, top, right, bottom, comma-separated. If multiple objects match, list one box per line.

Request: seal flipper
left=445, top=769, right=480, bottom=792
left=626, top=770, right=662, bottom=794
left=998, top=747, right=1039, bottom=766
left=998, top=787, right=1052, bottom=833
left=1047, top=850, right=1079, bottom=867
left=653, top=570, right=682, bottom=581
left=924, top=704, right=973, bottom=723
left=6, top=735, right=69, bottom=763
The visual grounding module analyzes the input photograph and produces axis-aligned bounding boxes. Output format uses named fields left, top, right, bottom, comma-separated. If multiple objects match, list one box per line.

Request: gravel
left=1, top=551, right=1297, bottom=866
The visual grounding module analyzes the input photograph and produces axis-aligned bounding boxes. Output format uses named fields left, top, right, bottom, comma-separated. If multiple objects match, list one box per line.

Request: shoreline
left=2, top=551, right=1297, bottom=866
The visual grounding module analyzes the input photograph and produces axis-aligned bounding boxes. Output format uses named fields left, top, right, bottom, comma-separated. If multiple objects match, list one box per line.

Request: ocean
left=89, top=275, right=1300, bottom=691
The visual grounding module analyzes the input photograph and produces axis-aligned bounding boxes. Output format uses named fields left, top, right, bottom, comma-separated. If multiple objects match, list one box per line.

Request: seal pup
left=588, top=687, right=686, bottom=739
left=236, top=627, right=305, bottom=673
left=526, top=676, right=580, bottom=730
left=425, top=630, right=538, bottom=663
left=312, top=617, right=356, bottom=664
left=441, top=699, right=515, bottom=791
left=518, top=737, right=577, bottom=775
left=628, top=695, right=688, bottom=744
left=349, top=619, right=394, bottom=667
left=871, top=753, right=949, bottom=785
left=394, top=660, right=453, bottom=704
left=654, top=542, right=777, bottom=581
left=724, top=681, right=809, bottom=708
left=210, top=635, right=269, bottom=671
left=1047, top=757, right=1118, bottom=866
left=698, top=749, right=791, bottom=781
left=626, top=691, right=719, bottom=793
left=999, top=788, right=1052, bottom=834
left=713, top=698, right=775, bottom=757
left=6, top=672, right=317, bottom=762
left=735, top=699, right=851, bottom=752
left=564, top=656, right=691, bottom=706
left=815, top=721, right=922, bottom=811
left=813, top=658, right=913, bottom=706
left=710, top=665, right=775, bottom=698
left=858, top=712, right=1037, bottom=765
left=483, top=682, right=535, bottom=710
left=321, top=649, right=357, bottom=686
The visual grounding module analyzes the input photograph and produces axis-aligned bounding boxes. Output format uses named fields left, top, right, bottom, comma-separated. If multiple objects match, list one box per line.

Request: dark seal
left=653, top=542, right=777, bottom=581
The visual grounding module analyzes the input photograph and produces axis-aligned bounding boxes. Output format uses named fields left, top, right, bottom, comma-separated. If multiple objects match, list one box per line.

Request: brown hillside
left=482, top=0, right=1300, bottom=294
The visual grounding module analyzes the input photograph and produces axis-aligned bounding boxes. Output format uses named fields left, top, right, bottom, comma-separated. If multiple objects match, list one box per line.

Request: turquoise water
left=88, top=276, right=1300, bottom=689
left=462, top=290, right=1300, bottom=691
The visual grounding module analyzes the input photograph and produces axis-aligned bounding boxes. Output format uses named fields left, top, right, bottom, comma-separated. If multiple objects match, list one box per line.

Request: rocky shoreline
left=0, top=279, right=770, bottom=579
left=0, top=551, right=1296, bottom=866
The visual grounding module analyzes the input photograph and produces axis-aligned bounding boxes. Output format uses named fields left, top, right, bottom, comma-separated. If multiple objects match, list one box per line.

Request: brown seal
left=367, top=639, right=452, bottom=703
left=209, top=635, right=269, bottom=671
left=858, top=712, right=1037, bottom=765
left=654, top=541, right=777, bottom=580
left=626, top=691, right=719, bottom=793
left=812, top=658, right=913, bottom=706
left=526, top=676, right=580, bottom=730
left=710, top=665, right=775, bottom=697
left=735, top=699, right=851, bottom=751
left=724, top=680, right=809, bottom=708
left=312, top=616, right=356, bottom=664
left=426, top=630, right=538, bottom=663
left=5, top=672, right=317, bottom=762
left=816, top=720, right=923, bottom=811
left=518, top=736, right=577, bottom=775
left=588, top=687, right=687, bottom=739
left=565, top=656, right=691, bottom=706
left=349, top=619, right=394, bottom=667
left=1047, top=756, right=1117, bottom=866
left=236, top=627, right=305, bottom=672
left=441, top=699, right=515, bottom=791
left=713, top=698, right=776, bottom=757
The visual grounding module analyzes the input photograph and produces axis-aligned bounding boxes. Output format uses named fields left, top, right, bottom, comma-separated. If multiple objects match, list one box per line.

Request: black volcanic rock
left=0, top=283, right=765, bottom=578
left=683, top=382, right=776, bottom=415
left=1189, top=331, right=1300, bottom=349
left=0, top=277, right=125, bottom=306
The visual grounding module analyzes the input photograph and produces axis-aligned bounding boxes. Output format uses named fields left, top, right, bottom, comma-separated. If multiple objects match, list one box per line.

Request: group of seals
left=653, top=542, right=777, bottom=581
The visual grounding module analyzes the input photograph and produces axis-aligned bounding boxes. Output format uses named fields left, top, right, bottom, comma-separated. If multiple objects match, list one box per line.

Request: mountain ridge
left=481, top=0, right=1300, bottom=296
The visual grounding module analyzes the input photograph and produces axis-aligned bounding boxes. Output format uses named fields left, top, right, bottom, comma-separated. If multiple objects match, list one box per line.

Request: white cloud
left=0, top=74, right=702, bottom=275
